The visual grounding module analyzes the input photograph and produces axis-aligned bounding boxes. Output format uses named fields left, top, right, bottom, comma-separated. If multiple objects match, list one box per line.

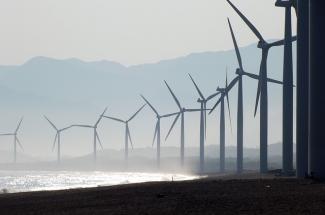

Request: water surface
left=0, top=171, right=198, bottom=193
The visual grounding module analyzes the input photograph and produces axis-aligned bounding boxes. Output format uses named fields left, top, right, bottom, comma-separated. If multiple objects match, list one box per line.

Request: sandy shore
left=0, top=174, right=325, bottom=214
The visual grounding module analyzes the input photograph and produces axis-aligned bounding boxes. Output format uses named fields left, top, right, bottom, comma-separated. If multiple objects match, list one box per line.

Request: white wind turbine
left=72, top=107, right=108, bottom=162
left=103, top=104, right=146, bottom=165
left=44, top=116, right=73, bottom=163
left=141, top=95, right=179, bottom=168
left=164, top=80, right=208, bottom=168
left=0, top=117, right=24, bottom=163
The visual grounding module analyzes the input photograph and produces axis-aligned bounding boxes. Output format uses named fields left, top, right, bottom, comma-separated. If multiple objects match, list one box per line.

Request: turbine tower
left=72, top=107, right=108, bottom=162
left=164, top=80, right=205, bottom=168
left=209, top=73, right=232, bottom=173
left=141, top=95, right=178, bottom=169
left=44, top=116, right=73, bottom=163
left=0, top=117, right=24, bottom=163
left=227, top=0, right=297, bottom=173
left=103, top=104, right=146, bottom=166
left=296, top=0, right=309, bottom=178
left=309, top=0, right=325, bottom=180
left=188, top=74, right=219, bottom=174
left=275, top=0, right=296, bottom=175
left=227, top=18, right=244, bottom=173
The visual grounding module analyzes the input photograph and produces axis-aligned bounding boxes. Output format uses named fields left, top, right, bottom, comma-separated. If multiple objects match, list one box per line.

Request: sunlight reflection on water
left=0, top=171, right=198, bottom=193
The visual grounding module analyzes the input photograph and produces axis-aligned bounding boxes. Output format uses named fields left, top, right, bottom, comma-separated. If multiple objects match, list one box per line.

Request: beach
left=1, top=174, right=325, bottom=214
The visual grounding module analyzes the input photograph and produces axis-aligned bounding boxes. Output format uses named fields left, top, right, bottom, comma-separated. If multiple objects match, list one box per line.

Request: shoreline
left=1, top=174, right=324, bottom=214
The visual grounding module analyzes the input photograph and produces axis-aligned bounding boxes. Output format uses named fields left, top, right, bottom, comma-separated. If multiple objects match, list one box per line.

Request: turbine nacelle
left=217, top=87, right=226, bottom=93
left=275, top=0, right=293, bottom=7
left=257, top=41, right=265, bottom=49
left=197, top=98, right=205, bottom=103
left=235, top=68, right=245, bottom=75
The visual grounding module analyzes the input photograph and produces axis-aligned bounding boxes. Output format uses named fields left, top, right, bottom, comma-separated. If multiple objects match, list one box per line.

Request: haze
left=0, top=0, right=297, bottom=160
left=0, top=0, right=296, bottom=66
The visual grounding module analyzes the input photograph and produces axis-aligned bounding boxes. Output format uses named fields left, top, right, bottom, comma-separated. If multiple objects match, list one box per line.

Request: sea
left=0, top=171, right=198, bottom=193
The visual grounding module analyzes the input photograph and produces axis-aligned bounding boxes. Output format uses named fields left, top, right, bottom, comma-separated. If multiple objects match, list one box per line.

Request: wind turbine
left=188, top=74, right=219, bottom=174
left=44, top=116, right=73, bottom=163
left=141, top=95, right=179, bottom=169
left=164, top=80, right=205, bottom=168
left=227, top=0, right=297, bottom=173
left=210, top=18, right=285, bottom=173
left=209, top=18, right=285, bottom=173
left=275, top=0, right=296, bottom=175
left=0, top=117, right=24, bottom=163
left=103, top=104, right=146, bottom=165
left=208, top=73, right=232, bottom=173
left=72, top=107, right=108, bottom=162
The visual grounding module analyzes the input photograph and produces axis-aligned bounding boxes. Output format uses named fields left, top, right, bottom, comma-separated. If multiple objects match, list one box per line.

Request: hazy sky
left=0, top=0, right=296, bottom=66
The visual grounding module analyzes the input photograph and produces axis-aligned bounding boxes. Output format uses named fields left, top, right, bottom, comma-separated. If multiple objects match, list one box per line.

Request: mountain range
left=0, top=41, right=297, bottom=158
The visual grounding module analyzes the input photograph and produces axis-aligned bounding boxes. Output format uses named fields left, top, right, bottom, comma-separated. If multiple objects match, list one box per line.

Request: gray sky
left=0, top=0, right=296, bottom=66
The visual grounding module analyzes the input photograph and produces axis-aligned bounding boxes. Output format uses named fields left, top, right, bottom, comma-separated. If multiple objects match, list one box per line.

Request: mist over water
left=0, top=171, right=198, bottom=193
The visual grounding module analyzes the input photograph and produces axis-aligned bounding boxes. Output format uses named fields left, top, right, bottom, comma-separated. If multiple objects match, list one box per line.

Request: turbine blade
left=226, top=76, right=240, bottom=92
left=254, top=80, right=261, bottom=117
left=253, top=57, right=264, bottom=117
left=71, top=125, right=93, bottom=128
left=227, top=0, right=265, bottom=42
left=185, top=109, right=201, bottom=112
left=0, top=133, right=13, bottom=136
left=152, top=121, right=158, bottom=147
left=161, top=112, right=180, bottom=118
left=128, top=104, right=146, bottom=122
left=52, top=133, right=58, bottom=152
left=103, top=116, right=125, bottom=123
left=269, top=36, right=297, bottom=47
left=126, top=125, right=134, bottom=149
left=141, top=95, right=159, bottom=116
left=209, top=96, right=223, bottom=114
left=228, top=18, right=244, bottom=71
left=204, top=103, right=207, bottom=139
left=60, top=125, right=73, bottom=132
left=15, top=117, right=23, bottom=133
left=95, top=107, right=108, bottom=126
left=226, top=91, right=233, bottom=134
left=188, top=74, right=205, bottom=100
left=206, top=92, right=220, bottom=101
left=164, top=81, right=182, bottom=110
left=44, top=115, right=58, bottom=131
left=243, top=71, right=259, bottom=80
left=226, top=70, right=228, bottom=88
left=96, top=131, right=104, bottom=150
left=267, top=78, right=283, bottom=85
left=243, top=71, right=283, bottom=86
left=165, top=113, right=180, bottom=141
left=16, top=137, right=24, bottom=151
